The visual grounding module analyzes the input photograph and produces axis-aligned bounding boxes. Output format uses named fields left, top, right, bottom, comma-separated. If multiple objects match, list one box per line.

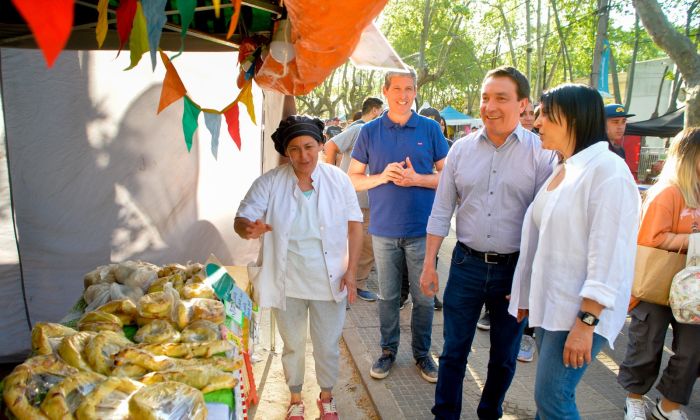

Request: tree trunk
left=526, top=0, right=532, bottom=82
left=591, top=0, right=610, bottom=89
left=652, top=65, right=669, bottom=119
left=624, top=12, right=640, bottom=111
left=550, top=0, right=574, bottom=82
left=633, top=0, right=700, bottom=127
left=496, top=4, right=518, bottom=67
left=610, top=48, right=622, bottom=104
left=534, top=0, right=543, bottom=98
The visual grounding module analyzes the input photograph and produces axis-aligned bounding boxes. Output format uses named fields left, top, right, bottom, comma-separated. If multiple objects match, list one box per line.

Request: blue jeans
left=534, top=328, right=606, bottom=420
left=372, top=235, right=433, bottom=360
left=432, top=244, right=524, bottom=420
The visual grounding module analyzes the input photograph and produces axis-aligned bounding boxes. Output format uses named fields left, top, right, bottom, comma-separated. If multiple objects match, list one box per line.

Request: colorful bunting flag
left=11, top=0, right=74, bottom=67
left=126, top=2, right=150, bottom=70
left=223, top=104, right=241, bottom=150
left=182, top=97, right=201, bottom=152
left=204, top=112, right=222, bottom=159
left=116, top=0, right=138, bottom=54
left=96, top=0, right=109, bottom=48
left=236, top=81, right=257, bottom=125
left=227, top=0, right=243, bottom=40
left=213, top=0, right=221, bottom=18
left=172, top=0, right=197, bottom=59
left=142, top=0, right=167, bottom=70
left=157, top=51, right=187, bottom=114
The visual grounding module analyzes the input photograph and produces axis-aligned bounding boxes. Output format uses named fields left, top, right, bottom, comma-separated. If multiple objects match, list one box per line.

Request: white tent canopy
left=0, top=48, right=280, bottom=361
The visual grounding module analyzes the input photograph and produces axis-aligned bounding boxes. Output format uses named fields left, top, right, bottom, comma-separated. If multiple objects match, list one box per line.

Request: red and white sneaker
left=286, top=401, right=305, bottom=420
left=317, top=394, right=339, bottom=420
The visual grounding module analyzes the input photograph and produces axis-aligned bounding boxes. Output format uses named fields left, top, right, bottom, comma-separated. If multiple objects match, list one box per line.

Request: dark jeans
left=432, top=244, right=524, bottom=420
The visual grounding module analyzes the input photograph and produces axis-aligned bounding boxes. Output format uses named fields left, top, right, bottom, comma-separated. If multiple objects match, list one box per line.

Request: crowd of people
left=234, top=65, right=698, bottom=420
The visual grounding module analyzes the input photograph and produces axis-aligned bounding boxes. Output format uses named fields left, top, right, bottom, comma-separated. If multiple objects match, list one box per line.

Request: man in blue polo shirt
left=348, top=68, right=449, bottom=383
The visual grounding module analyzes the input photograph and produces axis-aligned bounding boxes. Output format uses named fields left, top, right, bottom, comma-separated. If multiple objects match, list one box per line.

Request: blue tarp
left=440, top=105, right=472, bottom=125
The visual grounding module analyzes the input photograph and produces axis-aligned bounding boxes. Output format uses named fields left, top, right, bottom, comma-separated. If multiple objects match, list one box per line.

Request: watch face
left=581, top=313, right=597, bottom=325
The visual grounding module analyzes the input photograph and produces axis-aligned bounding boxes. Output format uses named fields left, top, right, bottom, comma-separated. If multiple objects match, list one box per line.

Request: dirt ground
left=250, top=318, right=377, bottom=420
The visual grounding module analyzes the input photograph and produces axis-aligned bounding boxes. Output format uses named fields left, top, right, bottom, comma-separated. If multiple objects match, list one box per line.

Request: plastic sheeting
left=0, top=48, right=270, bottom=361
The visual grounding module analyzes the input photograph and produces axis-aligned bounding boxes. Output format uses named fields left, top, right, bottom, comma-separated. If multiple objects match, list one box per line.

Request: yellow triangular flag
left=213, top=0, right=221, bottom=18
left=236, top=81, right=256, bottom=125
left=96, top=0, right=109, bottom=48
left=125, top=2, right=150, bottom=70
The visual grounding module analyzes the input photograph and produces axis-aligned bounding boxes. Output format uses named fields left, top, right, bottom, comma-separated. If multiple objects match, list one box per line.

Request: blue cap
left=605, top=104, right=635, bottom=118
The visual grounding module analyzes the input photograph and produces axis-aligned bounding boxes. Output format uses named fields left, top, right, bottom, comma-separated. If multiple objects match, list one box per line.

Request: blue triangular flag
left=142, top=0, right=167, bottom=70
left=204, top=112, right=222, bottom=159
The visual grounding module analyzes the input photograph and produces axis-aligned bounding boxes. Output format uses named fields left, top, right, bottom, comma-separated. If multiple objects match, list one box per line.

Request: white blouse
left=508, top=142, right=641, bottom=347
left=236, top=163, right=363, bottom=310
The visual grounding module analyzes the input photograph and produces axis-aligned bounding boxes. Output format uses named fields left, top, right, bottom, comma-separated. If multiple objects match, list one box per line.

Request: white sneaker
left=624, top=397, right=646, bottom=420
left=651, top=401, right=688, bottom=420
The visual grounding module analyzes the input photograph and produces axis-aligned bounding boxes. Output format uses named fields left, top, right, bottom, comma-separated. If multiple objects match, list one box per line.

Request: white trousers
left=272, top=297, right=346, bottom=393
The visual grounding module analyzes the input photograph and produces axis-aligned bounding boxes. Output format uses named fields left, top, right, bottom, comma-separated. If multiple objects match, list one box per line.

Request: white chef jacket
left=236, top=163, right=363, bottom=310
left=508, top=142, right=640, bottom=347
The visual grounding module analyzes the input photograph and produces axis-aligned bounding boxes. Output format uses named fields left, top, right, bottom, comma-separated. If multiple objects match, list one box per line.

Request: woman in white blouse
left=507, top=84, right=640, bottom=419
left=235, top=115, right=363, bottom=420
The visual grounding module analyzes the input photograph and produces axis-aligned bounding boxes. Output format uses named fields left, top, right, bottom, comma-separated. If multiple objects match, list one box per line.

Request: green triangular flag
left=182, top=97, right=200, bottom=152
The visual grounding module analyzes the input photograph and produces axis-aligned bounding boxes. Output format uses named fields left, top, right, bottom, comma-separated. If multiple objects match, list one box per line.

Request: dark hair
left=271, top=115, right=325, bottom=156
left=384, top=67, right=417, bottom=89
left=484, top=66, right=530, bottom=100
left=539, top=84, right=607, bottom=155
left=418, top=107, right=441, bottom=120
left=361, top=97, right=383, bottom=115
left=351, top=111, right=363, bottom=121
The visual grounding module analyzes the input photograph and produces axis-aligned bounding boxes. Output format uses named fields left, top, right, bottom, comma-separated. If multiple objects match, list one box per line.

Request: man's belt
left=458, top=242, right=520, bottom=265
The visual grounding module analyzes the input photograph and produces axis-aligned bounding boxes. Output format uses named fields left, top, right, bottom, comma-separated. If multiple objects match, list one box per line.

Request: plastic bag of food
left=40, top=371, right=105, bottom=420
left=31, top=322, right=78, bottom=355
left=83, top=264, right=116, bottom=289
left=129, top=381, right=206, bottom=420
left=74, top=377, right=142, bottom=419
left=3, top=355, right=79, bottom=420
left=83, top=283, right=112, bottom=312
left=109, top=282, right=144, bottom=304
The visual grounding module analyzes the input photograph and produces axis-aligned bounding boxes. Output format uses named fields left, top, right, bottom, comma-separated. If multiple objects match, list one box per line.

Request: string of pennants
left=158, top=51, right=256, bottom=157
left=11, top=0, right=251, bottom=158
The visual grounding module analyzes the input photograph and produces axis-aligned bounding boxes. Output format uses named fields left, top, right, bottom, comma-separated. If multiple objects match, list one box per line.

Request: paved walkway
left=342, top=231, right=700, bottom=419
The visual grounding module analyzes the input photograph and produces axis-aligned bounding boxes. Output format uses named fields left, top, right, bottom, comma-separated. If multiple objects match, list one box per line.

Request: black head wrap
left=271, top=115, right=325, bottom=156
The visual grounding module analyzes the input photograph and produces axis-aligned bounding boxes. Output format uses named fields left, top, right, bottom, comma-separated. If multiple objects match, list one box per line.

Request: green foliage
left=296, top=0, right=682, bottom=119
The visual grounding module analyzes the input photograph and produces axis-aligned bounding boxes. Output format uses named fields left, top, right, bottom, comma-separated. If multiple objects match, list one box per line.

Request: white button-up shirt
left=236, top=163, right=363, bottom=310
left=508, top=142, right=640, bottom=347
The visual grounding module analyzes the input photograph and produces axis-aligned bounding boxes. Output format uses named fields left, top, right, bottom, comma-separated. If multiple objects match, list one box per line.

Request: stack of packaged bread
left=2, top=261, right=242, bottom=420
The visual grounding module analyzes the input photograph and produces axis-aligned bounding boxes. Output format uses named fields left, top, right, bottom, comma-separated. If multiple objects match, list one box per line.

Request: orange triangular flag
left=226, top=0, right=242, bottom=40
left=157, top=51, right=187, bottom=114
left=12, top=0, right=74, bottom=67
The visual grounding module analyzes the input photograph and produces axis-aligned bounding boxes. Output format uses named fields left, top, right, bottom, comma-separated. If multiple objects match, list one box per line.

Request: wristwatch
left=578, top=311, right=599, bottom=326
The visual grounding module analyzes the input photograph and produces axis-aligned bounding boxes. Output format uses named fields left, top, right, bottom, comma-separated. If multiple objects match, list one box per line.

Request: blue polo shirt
left=352, top=111, right=449, bottom=238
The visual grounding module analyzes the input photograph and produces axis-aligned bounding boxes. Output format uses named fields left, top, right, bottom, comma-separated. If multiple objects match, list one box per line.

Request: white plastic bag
left=670, top=233, right=700, bottom=324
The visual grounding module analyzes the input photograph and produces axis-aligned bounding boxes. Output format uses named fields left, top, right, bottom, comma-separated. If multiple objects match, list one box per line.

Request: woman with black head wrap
left=234, top=115, right=363, bottom=419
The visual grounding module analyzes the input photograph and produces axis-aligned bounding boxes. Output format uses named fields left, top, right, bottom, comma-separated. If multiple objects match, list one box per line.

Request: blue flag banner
left=599, top=39, right=610, bottom=94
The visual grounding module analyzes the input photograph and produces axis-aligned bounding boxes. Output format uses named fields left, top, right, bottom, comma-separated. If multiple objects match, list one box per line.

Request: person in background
left=515, top=98, right=539, bottom=364
left=520, top=101, right=536, bottom=131
left=352, top=111, right=363, bottom=122
left=422, top=66, right=554, bottom=419
left=325, top=97, right=384, bottom=303
left=605, top=104, right=635, bottom=160
left=618, top=127, right=700, bottom=420
left=235, top=115, right=363, bottom=420
left=509, top=84, right=639, bottom=419
left=349, top=68, right=449, bottom=383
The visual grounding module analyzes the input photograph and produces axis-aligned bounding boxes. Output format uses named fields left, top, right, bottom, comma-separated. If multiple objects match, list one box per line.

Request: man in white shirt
left=420, top=67, right=554, bottom=419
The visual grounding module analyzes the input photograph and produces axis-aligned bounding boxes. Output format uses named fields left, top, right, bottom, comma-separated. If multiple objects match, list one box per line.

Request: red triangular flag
left=11, top=0, right=74, bottom=67
left=116, top=0, right=138, bottom=53
left=223, top=103, right=241, bottom=150
left=157, top=51, right=187, bottom=114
